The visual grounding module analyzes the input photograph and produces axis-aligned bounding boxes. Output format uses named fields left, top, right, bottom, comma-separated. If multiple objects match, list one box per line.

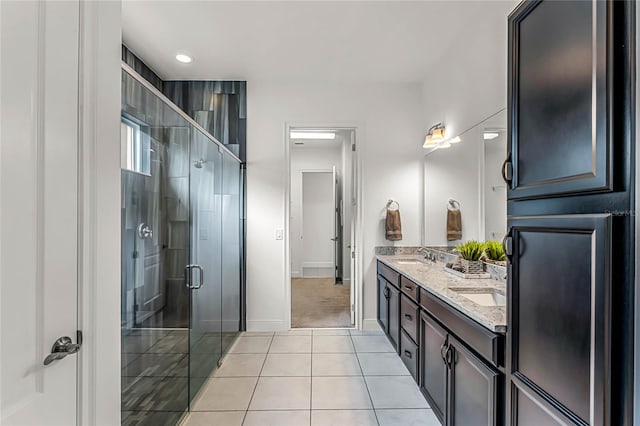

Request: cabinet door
left=377, top=275, right=388, bottom=334
left=507, top=215, right=610, bottom=425
left=507, top=0, right=611, bottom=199
left=449, top=335, right=501, bottom=426
left=387, top=284, right=400, bottom=352
left=420, top=312, right=447, bottom=423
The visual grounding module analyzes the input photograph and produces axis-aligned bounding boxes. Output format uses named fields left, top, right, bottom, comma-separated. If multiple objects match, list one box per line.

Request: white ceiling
left=122, top=1, right=512, bottom=83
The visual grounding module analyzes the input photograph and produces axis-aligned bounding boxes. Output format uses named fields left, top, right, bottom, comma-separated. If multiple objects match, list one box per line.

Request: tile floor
left=181, top=329, right=440, bottom=426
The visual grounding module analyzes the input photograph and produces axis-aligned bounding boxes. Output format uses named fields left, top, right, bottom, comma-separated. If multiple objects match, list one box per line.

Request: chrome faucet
left=417, top=247, right=437, bottom=262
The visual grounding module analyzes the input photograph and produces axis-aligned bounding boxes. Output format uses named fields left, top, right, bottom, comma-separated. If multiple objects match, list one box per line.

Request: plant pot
left=459, top=258, right=484, bottom=274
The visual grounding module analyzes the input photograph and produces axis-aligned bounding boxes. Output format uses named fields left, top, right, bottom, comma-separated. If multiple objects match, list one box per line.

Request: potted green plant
left=483, top=240, right=506, bottom=265
left=454, top=240, right=485, bottom=274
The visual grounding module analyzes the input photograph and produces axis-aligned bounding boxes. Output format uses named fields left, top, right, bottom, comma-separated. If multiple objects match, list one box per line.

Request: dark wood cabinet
left=376, top=268, right=400, bottom=353
left=420, top=312, right=448, bottom=423
left=400, top=329, right=419, bottom=381
left=507, top=215, right=610, bottom=425
left=377, top=275, right=389, bottom=334
left=448, top=335, right=501, bottom=426
left=507, top=1, right=635, bottom=424
left=387, top=283, right=400, bottom=352
left=507, top=0, right=611, bottom=200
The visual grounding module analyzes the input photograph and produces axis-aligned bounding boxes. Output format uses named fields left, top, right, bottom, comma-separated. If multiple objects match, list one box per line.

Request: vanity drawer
left=400, top=275, right=419, bottom=302
left=400, top=329, right=419, bottom=381
left=377, top=261, right=399, bottom=288
left=400, top=294, right=419, bottom=343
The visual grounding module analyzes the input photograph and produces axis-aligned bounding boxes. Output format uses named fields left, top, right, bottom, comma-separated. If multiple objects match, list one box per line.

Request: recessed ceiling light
left=484, top=132, right=500, bottom=140
left=175, top=53, right=192, bottom=64
left=290, top=132, right=336, bottom=140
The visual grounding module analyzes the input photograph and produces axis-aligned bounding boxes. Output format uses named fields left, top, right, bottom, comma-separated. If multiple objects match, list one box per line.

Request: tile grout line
left=241, top=333, right=274, bottom=426
left=349, top=334, right=381, bottom=426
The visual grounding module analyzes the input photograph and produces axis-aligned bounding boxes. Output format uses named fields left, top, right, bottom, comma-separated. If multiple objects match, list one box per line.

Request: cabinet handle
left=446, top=346, right=455, bottom=367
left=404, top=314, right=413, bottom=321
left=501, top=153, right=513, bottom=185
left=384, top=287, right=390, bottom=299
left=404, top=285, right=413, bottom=291
left=440, top=340, right=448, bottom=364
left=404, top=350, right=412, bottom=359
left=502, top=233, right=513, bottom=259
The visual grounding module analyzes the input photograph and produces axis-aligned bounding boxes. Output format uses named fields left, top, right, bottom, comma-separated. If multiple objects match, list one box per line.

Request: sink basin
left=450, top=288, right=506, bottom=307
left=395, top=259, right=427, bottom=265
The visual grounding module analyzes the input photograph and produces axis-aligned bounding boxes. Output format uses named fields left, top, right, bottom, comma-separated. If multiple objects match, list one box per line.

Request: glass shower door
left=188, top=127, right=224, bottom=400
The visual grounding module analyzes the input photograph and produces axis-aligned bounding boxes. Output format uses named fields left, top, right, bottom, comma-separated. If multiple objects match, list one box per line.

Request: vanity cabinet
left=377, top=263, right=400, bottom=353
left=377, top=260, right=505, bottom=425
left=420, top=312, right=448, bottom=423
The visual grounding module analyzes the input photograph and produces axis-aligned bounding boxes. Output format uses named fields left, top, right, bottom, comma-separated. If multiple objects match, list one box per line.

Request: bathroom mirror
left=423, top=109, right=507, bottom=246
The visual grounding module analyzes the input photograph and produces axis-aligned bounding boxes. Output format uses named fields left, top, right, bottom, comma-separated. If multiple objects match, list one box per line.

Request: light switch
left=275, top=229, right=284, bottom=240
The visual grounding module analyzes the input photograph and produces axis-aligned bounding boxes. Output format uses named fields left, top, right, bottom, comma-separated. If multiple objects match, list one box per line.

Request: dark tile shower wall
left=121, top=45, right=247, bottom=162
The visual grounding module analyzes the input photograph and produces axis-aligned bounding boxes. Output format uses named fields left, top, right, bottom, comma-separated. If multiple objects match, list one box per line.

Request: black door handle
left=501, top=154, right=513, bottom=185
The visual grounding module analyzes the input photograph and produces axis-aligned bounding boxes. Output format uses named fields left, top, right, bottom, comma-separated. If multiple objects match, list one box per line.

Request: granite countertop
left=377, top=254, right=507, bottom=333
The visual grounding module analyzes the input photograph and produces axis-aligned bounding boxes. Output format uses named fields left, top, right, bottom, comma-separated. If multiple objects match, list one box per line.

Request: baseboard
left=247, top=319, right=287, bottom=332
left=362, top=318, right=381, bottom=331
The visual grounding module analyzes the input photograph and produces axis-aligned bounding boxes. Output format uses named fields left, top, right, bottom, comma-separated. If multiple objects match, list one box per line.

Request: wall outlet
left=275, top=229, right=284, bottom=240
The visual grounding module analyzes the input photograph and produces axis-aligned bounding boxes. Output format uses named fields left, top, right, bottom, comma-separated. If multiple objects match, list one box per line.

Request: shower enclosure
left=120, top=64, right=243, bottom=425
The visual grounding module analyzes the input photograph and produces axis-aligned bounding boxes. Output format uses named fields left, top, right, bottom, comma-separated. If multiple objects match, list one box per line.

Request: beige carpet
left=291, top=278, right=351, bottom=328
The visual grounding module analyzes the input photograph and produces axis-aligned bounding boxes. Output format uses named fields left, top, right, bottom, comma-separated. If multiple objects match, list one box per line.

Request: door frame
left=76, top=1, right=122, bottom=424
left=284, top=122, right=364, bottom=330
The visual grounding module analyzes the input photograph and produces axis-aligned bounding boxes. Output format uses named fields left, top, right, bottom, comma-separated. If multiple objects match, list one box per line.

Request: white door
left=1, top=1, right=81, bottom=424
left=302, top=171, right=334, bottom=278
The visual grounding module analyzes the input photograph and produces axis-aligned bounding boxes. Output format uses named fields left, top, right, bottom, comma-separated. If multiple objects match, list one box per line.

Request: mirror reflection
left=423, top=109, right=507, bottom=246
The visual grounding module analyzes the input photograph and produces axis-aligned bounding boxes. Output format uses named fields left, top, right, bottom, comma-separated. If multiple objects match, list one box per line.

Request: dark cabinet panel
left=401, top=294, right=419, bottom=343
left=400, top=329, right=419, bottom=381
left=400, top=275, right=419, bottom=302
left=512, top=383, right=564, bottom=426
left=508, top=0, right=611, bottom=199
left=377, top=275, right=389, bottom=334
left=388, top=284, right=400, bottom=352
left=449, top=335, right=501, bottom=426
left=507, top=215, right=610, bottom=425
left=420, top=312, right=448, bottom=423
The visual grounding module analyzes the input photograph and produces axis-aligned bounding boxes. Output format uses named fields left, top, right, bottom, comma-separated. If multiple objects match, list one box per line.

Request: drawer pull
left=404, top=350, right=412, bottom=359
left=404, top=285, right=413, bottom=290
left=404, top=314, right=413, bottom=321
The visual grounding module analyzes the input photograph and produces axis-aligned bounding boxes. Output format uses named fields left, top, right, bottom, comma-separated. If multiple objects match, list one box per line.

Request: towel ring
left=386, top=199, right=400, bottom=210
left=448, top=199, right=460, bottom=210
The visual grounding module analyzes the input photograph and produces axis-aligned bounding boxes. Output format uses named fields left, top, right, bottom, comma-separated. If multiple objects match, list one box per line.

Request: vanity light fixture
left=423, top=123, right=446, bottom=148
left=483, top=132, right=500, bottom=140
left=437, top=141, right=452, bottom=149
left=290, top=131, right=336, bottom=140
left=175, top=53, right=192, bottom=63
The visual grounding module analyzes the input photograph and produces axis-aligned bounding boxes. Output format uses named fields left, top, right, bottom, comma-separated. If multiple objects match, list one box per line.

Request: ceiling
left=122, top=1, right=512, bottom=83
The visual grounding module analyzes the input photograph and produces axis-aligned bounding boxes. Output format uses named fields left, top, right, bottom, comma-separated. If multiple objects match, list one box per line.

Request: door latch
left=43, top=331, right=82, bottom=366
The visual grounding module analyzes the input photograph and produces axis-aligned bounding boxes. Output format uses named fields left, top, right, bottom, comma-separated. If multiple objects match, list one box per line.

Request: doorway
left=288, top=127, right=357, bottom=328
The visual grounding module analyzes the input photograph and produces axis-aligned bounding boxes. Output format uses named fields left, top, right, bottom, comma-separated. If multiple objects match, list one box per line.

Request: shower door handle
left=184, top=264, right=204, bottom=289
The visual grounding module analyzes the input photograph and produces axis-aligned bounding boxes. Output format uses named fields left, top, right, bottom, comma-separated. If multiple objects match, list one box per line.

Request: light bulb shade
left=448, top=136, right=461, bottom=144
left=437, top=141, right=452, bottom=149
left=423, top=134, right=438, bottom=148
left=431, top=126, right=446, bottom=142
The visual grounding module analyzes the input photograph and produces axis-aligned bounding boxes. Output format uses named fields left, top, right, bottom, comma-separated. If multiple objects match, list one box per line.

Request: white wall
left=420, top=0, right=517, bottom=244
left=290, top=144, right=342, bottom=278
left=246, top=81, right=424, bottom=331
